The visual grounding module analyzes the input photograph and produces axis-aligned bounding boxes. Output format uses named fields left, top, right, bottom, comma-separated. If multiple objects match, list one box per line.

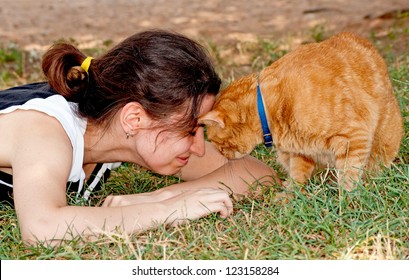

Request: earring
left=126, top=132, right=130, bottom=139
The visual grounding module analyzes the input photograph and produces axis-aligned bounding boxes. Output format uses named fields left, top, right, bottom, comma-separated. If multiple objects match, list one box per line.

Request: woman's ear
left=120, top=102, right=149, bottom=135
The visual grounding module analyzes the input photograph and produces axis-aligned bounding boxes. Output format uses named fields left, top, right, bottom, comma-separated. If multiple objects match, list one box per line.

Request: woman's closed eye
left=189, top=123, right=205, bottom=136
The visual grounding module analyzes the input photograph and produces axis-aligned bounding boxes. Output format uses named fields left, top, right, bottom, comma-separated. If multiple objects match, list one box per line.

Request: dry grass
left=1, top=20, right=409, bottom=260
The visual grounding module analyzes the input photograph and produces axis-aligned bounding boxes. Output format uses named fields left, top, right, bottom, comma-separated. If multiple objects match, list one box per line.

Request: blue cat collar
left=257, top=84, right=273, bottom=148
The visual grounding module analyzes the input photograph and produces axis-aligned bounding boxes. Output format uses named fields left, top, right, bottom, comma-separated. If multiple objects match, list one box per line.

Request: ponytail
left=42, top=43, right=90, bottom=102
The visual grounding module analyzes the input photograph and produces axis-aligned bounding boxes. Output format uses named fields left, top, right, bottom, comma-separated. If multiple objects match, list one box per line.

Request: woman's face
left=136, top=94, right=215, bottom=175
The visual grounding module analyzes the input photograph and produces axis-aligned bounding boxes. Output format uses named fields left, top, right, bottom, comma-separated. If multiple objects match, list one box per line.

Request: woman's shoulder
left=1, top=83, right=87, bottom=182
left=0, top=109, right=73, bottom=174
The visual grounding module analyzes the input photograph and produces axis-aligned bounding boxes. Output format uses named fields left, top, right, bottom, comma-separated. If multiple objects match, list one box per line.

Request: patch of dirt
left=1, top=0, right=408, bottom=50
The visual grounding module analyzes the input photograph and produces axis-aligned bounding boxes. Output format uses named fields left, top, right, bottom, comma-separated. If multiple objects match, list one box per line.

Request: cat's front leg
left=276, top=151, right=315, bottom=188
left=287, top=154, right=316, bottom=185
left=273, top=151, right=314, bottom=203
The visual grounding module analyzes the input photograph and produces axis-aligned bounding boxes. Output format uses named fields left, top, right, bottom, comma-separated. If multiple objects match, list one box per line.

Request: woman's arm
left=9, top=112, right=232, bottom=243
left=104, top=142, right=281, bottom=207
left=178, top=141, right=281, bottom=195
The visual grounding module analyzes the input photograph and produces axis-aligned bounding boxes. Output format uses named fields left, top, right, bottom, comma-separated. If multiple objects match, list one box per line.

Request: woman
left=0, top=30, right=279, bottom=243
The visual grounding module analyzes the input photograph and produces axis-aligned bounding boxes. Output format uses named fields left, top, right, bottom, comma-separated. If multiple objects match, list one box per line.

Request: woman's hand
left=162, top=188, right=233, bottom=224
left=102, top=187, right=233, bottom=224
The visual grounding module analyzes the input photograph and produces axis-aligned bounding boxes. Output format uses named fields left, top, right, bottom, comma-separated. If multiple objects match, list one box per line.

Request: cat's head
left=199, top=77, right=262, bottom=159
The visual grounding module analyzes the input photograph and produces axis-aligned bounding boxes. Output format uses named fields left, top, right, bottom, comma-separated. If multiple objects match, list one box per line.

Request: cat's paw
left=337, top=177, right=360, bottom=192
left=282, top=180, right=294, bottom=189
left=282, top=179, right=306, bottom=192
left=273, top=191, right=294, bottom=204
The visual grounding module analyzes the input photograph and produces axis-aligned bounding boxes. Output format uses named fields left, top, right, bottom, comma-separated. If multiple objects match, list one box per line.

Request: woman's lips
left=177, top=156, right=190, bottom=166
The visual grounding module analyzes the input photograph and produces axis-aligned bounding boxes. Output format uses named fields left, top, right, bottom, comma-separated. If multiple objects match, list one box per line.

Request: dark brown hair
left=42, top=29, right=221, bottom=133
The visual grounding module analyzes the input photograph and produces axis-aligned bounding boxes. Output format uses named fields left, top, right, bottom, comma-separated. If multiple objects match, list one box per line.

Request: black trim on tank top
left=0, top=82, right=58, bottom=110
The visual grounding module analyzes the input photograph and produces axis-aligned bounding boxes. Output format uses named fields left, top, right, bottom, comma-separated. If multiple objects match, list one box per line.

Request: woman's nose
left=189, top=127, right=205, bottom=157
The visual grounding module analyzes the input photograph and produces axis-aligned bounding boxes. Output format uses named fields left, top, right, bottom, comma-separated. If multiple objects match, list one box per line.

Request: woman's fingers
left=176, top=188, right=233, bottom=220
left=213, top=189, right=233, bottom=218
left=102, top=188, right=233, bottom=224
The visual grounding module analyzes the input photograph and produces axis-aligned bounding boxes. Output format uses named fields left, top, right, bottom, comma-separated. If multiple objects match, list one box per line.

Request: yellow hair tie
left=80, top=57, right=93, bottom=73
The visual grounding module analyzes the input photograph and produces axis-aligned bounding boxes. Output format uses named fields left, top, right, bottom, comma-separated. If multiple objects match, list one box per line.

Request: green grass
left=0, top=24, right=408, bottom=260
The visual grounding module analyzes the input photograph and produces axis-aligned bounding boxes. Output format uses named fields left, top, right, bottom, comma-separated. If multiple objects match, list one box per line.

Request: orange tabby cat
left=200, top=32, right=403, bottom=191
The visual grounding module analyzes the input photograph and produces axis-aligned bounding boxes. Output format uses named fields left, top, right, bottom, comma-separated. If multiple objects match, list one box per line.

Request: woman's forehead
left=198, top=95, right=216, bottom=116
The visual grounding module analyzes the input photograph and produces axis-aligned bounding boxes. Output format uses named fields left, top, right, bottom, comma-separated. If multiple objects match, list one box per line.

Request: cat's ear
left=199, top=110, right=225, bottom=128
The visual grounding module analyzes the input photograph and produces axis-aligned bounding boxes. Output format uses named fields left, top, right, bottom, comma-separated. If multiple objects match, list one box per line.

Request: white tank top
left=0, top=83, right=121, bottom=202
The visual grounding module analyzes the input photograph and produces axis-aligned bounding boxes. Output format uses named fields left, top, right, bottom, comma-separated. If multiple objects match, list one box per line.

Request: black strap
left=0, top=164, right=113, bottom=207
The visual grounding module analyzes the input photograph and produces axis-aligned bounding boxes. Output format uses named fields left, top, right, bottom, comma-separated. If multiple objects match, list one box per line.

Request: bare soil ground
left=1, top=0, right=408, bottom=49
